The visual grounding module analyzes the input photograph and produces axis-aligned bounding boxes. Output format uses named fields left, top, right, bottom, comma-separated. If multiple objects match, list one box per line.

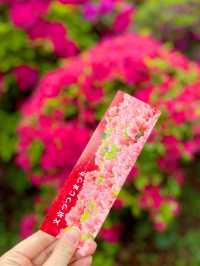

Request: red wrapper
left=41, top=90, right=160, bottom=249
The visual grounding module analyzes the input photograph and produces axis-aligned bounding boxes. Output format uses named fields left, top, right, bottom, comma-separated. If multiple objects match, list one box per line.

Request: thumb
left=44, top=227, right=81, bottom=266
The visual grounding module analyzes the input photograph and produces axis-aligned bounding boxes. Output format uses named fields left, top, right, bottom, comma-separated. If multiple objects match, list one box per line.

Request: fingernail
left=64, top=226, right=80, bottom=243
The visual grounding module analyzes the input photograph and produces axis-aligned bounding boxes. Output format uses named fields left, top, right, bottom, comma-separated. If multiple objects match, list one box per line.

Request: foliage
left=17, top=32, right=200, bottom=242
left=135, top=0, right=200, bottom=61
left=0, top=1, right=200, bottom=266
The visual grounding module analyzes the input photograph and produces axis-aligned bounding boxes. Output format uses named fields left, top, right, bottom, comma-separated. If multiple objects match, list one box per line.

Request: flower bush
left=0, top=0, right=134, bottom=164
left=17, top=33, right=200, bottom=239
left=1, top=0, right=200, bottom=265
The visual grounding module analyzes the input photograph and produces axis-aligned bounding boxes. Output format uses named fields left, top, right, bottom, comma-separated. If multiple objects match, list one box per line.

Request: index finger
left=12, top=230, right=55, bottom=260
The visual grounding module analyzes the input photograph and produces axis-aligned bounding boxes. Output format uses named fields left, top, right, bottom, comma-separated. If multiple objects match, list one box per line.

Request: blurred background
left=0, top=0, right=200, bottom=265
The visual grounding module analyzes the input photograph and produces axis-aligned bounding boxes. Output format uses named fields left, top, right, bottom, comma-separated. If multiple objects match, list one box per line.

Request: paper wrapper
left=41, top=90, right=160, bottom=252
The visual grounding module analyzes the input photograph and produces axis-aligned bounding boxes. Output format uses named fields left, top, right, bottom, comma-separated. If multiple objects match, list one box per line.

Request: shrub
left=17, top=33, right=200, bottom=238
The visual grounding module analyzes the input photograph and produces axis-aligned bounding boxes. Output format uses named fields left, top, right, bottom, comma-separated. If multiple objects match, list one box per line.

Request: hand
left=0, top=227, right=96, bottom=266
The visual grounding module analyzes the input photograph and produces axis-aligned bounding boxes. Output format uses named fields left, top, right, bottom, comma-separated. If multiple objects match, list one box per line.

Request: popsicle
left=41, top=90, right=160, bottom=251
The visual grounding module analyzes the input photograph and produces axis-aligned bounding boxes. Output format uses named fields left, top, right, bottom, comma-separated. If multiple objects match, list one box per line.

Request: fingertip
left=43, top=227, right=81, bottom=266
left=71, top=256, right=93, bottom=266
left=84, top=256, right=93, bottom=266
left=63, top=226, right=81, bottom=245
left=76, top=239, right=97, bottom=257
left=37, top=230, right=55, bottom=242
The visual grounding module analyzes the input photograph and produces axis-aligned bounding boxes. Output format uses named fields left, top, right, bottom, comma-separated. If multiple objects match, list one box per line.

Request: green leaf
left=0, top=111, right=19, bottom=161
left=160, top=203, right=173, bottom=223
left=6, top=166, right=30, bottom=194
left=64, top=104, right=77, bottom=119
left=0, top=134, right=17, bottom=161
left=28, top=139, right=44, bottom=167
left=134, top=175, right=149, bottom=191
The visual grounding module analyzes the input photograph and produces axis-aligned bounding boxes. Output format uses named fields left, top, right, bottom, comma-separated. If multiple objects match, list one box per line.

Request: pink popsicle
left=41, top=90, right=160, bottom=251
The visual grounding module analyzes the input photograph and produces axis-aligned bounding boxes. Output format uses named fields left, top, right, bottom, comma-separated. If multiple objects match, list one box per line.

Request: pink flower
left=81, top=78, right=104, bottom=103
left=99, top=0, right=114, bottom=15
left=154, top=221, right=166, bottom=232
left=83, top=3, right=99, bottom=21
left=40, top=123, right=90, bottom=173
left=100, top=224, right=122, bottom=243
left=20, top=214, right=36, bottom=239
left=139, top=186, right=163, bottom=210
left=113, top=198, right=124, bottom=209
left=173, top=169, right=185, bottom=184
left=163, top=135, right=181, bottom=156
left=184, top=139, right=199, bottom=158
left=193, top=125, right=200, bottom=135
left=134, top=87, right=153, bottom=103
left=83, top=108, right=96, bottom=124
left=113, top=4, right=135, bottom=33
left=53, top=38, right=78, bottom=58
left=126, top=165, right=138, bottom=183
left=10, top=0, right=49, bottom=29
left=13, top=65, right=39, bottom=91
left=83, top=0, right=114, bottom=21
left=123, top=57, right=149, bottom=85
left=28, top=19, right=49, bottom=39
left=29, top=20, right=78, bottom=58
left=15, top=154, right=30, bottom=172
left=46, top=22, right=78, bottom=57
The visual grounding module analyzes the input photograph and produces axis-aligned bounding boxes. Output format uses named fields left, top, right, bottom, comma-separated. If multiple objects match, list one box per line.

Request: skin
left=0, top=227, right=97, bottom=266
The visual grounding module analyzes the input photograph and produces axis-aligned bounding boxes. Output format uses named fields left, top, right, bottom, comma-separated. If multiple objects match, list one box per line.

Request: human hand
left=0, top=227, right=96, bottom=266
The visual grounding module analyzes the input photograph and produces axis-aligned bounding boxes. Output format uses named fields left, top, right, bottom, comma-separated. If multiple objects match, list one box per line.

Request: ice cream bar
left=41, top=90, right=160, bottom=249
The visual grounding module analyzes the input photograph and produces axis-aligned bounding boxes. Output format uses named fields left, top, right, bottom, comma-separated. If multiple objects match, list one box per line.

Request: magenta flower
left=113, top=198, right=124, bottom=209
left=113, top=4, right=135, bottom=33
left=135, top=87, right=154, bottom=103
left=100, top=224, right=122, bottom=243
left=139, top=186, right=163, bottom=210
left=29, top=20, right=78, bottom=58
left=126, top=165, right=138, bottom=183
left=0, top=0, right=16, bottom=4
left=83, top=3, right=99, bottom=21
left=10, top=0, right=50, bottom=29
left=28, top=19, right=49, bottom=39
left=154, top=221, right=166, bottom=232
left=99, top=0, right=114, bottom=15
left=81, top=77, right=104, bottom=103
left=20, top=214, right=36, bottom=239
left=83, top=0, right=114, bottom=21
left=12, top=65, right=39, bottom=91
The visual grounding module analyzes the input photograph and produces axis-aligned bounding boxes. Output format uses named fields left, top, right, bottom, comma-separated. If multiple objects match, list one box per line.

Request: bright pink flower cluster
left=1, top=0, right=135, bottom=59
left=139, top=186, right=180, bottom=231
left=17, top=33, right=200, bottom=230
left=2, top=0, right=78, bottom=58
left=83, top=0, right=135, bottom=34
left=17, top=120, right=90, bottom=186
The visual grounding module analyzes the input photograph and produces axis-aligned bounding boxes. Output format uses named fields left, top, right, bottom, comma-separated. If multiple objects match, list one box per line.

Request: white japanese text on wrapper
left=52, top=171, right=86, bottom=226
